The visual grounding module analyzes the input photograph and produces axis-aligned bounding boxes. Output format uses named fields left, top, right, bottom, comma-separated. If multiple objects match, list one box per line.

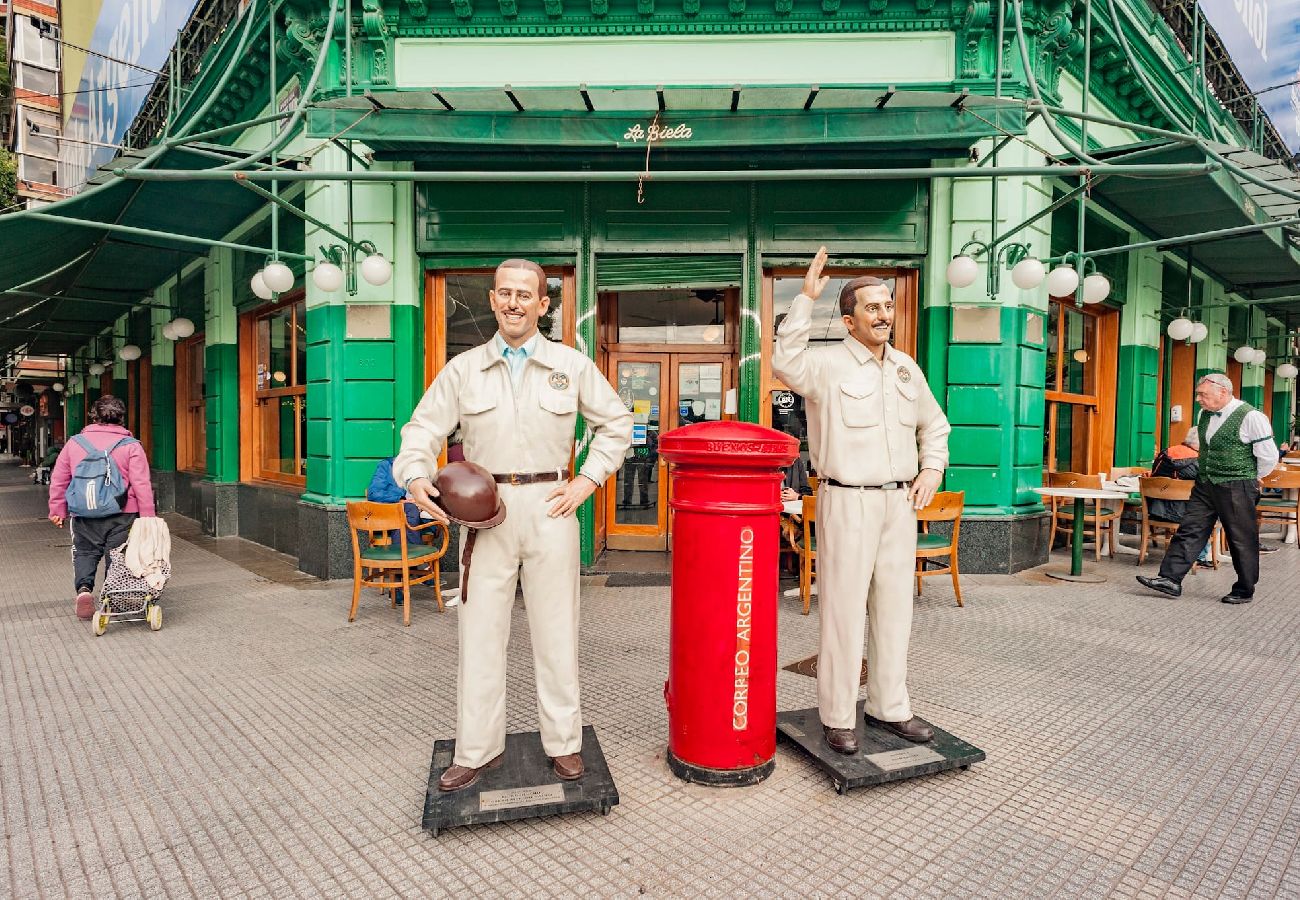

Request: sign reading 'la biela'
left=623, top=122, right=694, bottom=143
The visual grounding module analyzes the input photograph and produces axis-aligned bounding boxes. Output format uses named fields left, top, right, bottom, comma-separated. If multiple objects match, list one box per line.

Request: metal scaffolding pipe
left=22, top=211, right=314, bottom=260
left=1060, top=216, right=1300, bottom=260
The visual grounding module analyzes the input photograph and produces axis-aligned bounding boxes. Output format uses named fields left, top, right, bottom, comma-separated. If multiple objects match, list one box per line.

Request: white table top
left=782, top=500, right=804, bottom=516
left=1033, top=486, right=1130, bottom=500
left=1282, top=457, right=1300, bottom=466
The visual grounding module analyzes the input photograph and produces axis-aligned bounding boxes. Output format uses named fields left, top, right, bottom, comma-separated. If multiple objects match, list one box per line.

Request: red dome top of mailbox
left=658, top=421, right=798, bottom=469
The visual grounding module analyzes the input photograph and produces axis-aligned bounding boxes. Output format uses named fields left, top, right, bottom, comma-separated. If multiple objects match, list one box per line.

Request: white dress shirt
left=1203, top=398, right=1280, bottom=479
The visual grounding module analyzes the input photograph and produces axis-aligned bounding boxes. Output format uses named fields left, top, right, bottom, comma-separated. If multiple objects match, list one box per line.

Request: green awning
left=308, top=87, right=1025, bottom=158
left=1078, top=141, right=1300, bottom=316
left=0, top=144, right=284, bottom=357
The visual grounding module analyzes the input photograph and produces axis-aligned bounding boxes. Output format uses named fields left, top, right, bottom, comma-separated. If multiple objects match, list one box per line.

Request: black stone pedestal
left=776, top=702, right=984, bottom=795
left=422, top=726, right=618, bottom=837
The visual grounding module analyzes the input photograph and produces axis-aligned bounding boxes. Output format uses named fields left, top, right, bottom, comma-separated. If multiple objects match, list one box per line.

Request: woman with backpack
left=47, top=395, right=156, bottom=620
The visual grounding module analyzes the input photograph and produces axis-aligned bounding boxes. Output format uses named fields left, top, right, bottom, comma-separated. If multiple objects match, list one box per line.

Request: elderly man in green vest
left=1137, top=373, right=1279, bottom=604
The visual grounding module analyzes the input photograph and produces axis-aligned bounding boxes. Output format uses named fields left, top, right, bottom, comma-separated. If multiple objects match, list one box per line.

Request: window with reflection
left=1044, top=297, right=1103, bottom=474
left=616, top=289, right=728, bottom=345
left=246, top=296, right=307, bottom=485
left=442, top=272, right=564, bottom=364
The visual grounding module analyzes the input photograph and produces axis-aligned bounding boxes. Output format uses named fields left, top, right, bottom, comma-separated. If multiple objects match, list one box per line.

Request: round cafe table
left=1034, top=486, right=1131, bottom=583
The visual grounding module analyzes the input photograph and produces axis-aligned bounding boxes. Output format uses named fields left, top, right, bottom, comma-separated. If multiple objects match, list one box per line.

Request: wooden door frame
left=1044, top=298, right=1119, bottom=475
left=758, top=267, right=918, bottom=427
left=605, top=351, right=672, bottom=551
left=603, top=350, right=736, bottom=551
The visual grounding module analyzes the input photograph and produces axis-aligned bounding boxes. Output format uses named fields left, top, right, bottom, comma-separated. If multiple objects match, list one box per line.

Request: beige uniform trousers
left=454, top=479, right=582, bottom=768
left=817, top=484, right=917, bottom=728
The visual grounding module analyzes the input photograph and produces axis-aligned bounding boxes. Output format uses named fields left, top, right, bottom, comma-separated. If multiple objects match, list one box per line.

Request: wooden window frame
left=175, top=334, right=207, bottom=474
left=1043, top=296, right=1119, bottom=475
left=424, top=268, right=576, bottom=387
left=239, top=291, right=307, bottom=489
left=423, top=267, right=578, bottom=474
left=758, top=267, right=918, bottom=427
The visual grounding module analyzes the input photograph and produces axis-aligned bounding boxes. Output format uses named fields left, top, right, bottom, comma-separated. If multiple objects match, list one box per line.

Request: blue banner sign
left=1200, top=0, right=1300, bottom=154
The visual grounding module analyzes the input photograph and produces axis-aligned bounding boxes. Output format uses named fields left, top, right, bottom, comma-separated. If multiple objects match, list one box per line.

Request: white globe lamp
left=1233, top=345, right=1255, bottom=364
left=88, top=363, right=105, bottom=376
left=1082, top=273, right=1111, bottom=304
left=1252, top=348, right=1267, bottom=365
left=162, top=321, right=179, bottom=341
left=51, top=382, right=64, bottom=393
left=312, top=261, right=344, bottom=293
left=360, top=252, right=393, bottom=287
left=119, top=344, right=142, bottom=361
left=1045, top=265, right=1080, bottom=298
left=1166, top=318, right=1194, bottom=341
left=1190, top=322, right=1208, bottom=343
left=262, top=261, right=294, bottom=294
left=945, top=255, right=979, bottom=289
left=171, top=318, right=196, bottom=339
left=1010, top=257, right=1046, bottom=290
left=251, top=271, right=275, bottom=301
left=1276, top=363, right=1298, bottom=379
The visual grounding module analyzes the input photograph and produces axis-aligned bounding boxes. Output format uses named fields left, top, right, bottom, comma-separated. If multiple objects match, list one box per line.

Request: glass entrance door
left=605, top=352, right=732, bottom=550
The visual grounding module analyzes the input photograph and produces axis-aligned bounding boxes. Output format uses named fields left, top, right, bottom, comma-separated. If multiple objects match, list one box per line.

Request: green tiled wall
left=304, top=304, right=425, bottom=504
left=943, top=306, right=1046, bottom=514
left=150, top=365, right=177, bottom=472
left=205, top=344, right=240, bottom=482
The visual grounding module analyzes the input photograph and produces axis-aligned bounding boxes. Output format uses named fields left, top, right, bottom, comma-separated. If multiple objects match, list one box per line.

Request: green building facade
left=39, top=0, right=1300, bottom=577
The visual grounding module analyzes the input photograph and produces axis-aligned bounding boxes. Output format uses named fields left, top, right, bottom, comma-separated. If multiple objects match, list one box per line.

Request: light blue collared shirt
left=495, top=332, right=540, bottom=392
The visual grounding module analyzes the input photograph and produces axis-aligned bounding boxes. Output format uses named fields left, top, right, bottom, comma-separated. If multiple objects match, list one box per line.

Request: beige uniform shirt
left=393, top=334, right=633, bottom=487
left=772, top=293, right=949, bottom=484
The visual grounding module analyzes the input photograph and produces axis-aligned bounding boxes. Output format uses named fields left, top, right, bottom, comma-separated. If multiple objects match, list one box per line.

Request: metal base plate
left=422, top=726, right=618, bottom=837
left=666, top=750, right=774, bottom=787
left=1044, top=568, right=1107, bottom=583
left=776, top=702, right=985, bottom=795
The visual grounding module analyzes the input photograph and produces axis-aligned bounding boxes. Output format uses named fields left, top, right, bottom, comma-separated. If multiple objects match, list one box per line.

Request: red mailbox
left=658, top=421, right=798, bottom=786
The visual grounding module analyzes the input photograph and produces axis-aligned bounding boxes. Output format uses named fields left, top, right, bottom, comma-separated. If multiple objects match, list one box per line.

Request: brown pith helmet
left=433, top=461, right=507, bottom=528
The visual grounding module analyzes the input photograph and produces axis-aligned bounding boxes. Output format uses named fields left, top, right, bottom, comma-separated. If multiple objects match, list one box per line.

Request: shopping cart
left=92, top=545, right=170, bottom=636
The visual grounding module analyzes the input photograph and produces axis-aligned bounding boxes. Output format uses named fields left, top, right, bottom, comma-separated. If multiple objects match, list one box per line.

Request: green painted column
left=930, top=142, right=1052, bottom=516
left=576, top=183, right=598, bottom=566
left=149, top=288, right=178, bottom=472
left=65, top=385, right=84, bottom=435
left=1114, top=249, right=1161, bottom=467
left=205, top=247, right=240, bottom=482
left=302, top=151, right=416, bottom=504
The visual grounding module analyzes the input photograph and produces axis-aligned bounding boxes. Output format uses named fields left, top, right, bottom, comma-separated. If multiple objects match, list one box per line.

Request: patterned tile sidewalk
left=2, top=456, right=1297, bottom=898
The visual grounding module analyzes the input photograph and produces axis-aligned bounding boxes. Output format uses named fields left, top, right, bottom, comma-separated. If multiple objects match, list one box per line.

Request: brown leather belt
left=824, top=478, right=911, bottom=490
left=492, top=470, right=564, bottom=485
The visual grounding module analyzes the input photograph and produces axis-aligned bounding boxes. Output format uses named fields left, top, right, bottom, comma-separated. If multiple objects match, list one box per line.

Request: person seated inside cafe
left=782, top=455, right=813, bottom=503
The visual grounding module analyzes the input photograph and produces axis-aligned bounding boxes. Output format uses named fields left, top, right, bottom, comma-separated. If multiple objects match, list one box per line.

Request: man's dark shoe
left=1136, top=575, right=1182, bottom=597
left=1259, top=544, right=1280, bottom=554
left=437, top=751, right=503, bottom=792
left=822, top=725, right=859, bottom=755
left=1220, top=593, right=1253, bottom=604
left=552, top=752, right=584, bottom=780
left=866, top=715, right=935, bottom=743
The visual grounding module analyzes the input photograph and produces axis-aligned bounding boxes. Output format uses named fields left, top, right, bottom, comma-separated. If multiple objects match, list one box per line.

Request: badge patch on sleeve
left=897, top=366, right=912, bottom=384
left=549, top=371, right=570, bottom=390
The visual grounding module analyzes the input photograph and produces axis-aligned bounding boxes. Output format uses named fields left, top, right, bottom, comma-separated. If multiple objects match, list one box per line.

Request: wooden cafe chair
left=798, top=493, right=817, bottom=616
left=1257, top=467, right=1300, bottom=549
left=1137, top=477, right=1220, bottom=570
left=915, top=490, right=965, bottom=607
left=346, top=501, right=450, bottom=627
left=1047, top=472, right=1122, bottom=560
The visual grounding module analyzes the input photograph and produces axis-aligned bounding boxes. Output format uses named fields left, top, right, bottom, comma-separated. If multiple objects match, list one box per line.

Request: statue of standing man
left=772, top=247, right=951, bottom=755
left=395, top=259, right=633, bottom=790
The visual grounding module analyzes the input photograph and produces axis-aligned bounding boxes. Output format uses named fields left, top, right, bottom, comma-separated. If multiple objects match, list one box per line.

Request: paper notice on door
left=700, top=376, right=722, bottom=395
left=633, top=399, right=651, bottom=424
left=705, top=399, right=721, bottom=420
